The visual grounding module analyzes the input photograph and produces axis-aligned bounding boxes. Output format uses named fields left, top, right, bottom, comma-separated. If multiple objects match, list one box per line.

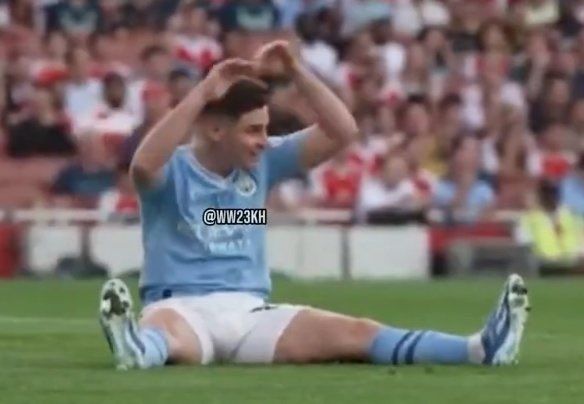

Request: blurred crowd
left=1, top=0, right=584, bottom=229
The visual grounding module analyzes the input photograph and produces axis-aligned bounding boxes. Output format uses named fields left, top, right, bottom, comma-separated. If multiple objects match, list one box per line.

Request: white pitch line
left=0, top=315, right=95, bottom=326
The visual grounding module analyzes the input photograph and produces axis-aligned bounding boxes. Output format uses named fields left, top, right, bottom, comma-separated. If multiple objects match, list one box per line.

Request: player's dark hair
left=202, top=79, right=270, bottom=119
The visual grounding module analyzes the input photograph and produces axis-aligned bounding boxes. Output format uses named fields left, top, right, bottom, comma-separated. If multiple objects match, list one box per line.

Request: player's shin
left=135, top=327, right=170, bottom=368
left=367, top=326, right=482, bottom=365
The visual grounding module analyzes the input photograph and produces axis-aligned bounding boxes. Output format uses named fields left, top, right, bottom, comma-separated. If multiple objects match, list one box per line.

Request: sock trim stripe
left=127, top=320, right=146, bottom=354
left=405, top=331, right=427, bottom=364
left=391, top=331, right=414, bottom=365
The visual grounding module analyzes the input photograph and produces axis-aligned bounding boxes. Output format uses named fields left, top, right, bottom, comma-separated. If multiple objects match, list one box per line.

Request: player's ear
left=209, top=117, right=235, bottom=142
left=198, top=113, right=226, bottom=142
left=209, top=122, right=224, bottom=142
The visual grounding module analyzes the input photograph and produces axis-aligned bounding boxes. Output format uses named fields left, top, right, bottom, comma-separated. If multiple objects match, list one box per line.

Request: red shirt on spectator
left=310, top=149, right=366, bottom=208
left=172, top=35, right=223, bottom=72
left=539, top=152, right=575, bottom=181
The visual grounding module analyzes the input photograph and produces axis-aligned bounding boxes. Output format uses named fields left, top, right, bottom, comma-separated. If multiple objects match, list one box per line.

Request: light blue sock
left=138, top=327, right=169, bottom=368
left=368, top=326, right=470, bottom=365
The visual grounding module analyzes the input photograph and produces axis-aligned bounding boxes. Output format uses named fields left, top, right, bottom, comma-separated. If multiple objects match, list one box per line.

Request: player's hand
left=253, top=40, right=299, bottom=77
left=201, top=58, right=266, bottom=101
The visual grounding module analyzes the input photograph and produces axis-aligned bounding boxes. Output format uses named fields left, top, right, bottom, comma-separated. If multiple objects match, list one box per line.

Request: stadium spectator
left=4, top=52, right=36, bottom=120
left=403, top=134, right=438, bottom=199
left=309, top=147, right=364, bottom=209
left=64, top=45, right=102, bottom=125
left=434, top=94, right=464, bottom=152
left=86, top=29, right=133, bottom=77
left=119, top=81, right=172, bottom=165
left=568, top=98, right=584, bottom=150
left=516, top=179, right=584, bottom=272
left=30, top=30, right=69, bottom=87
left=218, top=0, right=281, bottom=32
left=461, top=51, right=526, bottom=131
left=332, top=29, right=379, bottom=108
left=56, top=0, right=101, bottom=42
left=6, top=85, right=76, bottom=158
left=296, top=11, right=338, bottom=84
left=273, top=0, right=307, bottom=30
left=522, top=0, right=560, bottom=28
left=432, top=136, right=495, bottom=223
left=399, top=97, right=447, bottom=177
left=126, top=44, right=173, bottom=122
left=533, top=122, right=575, bottom=182
left=51, top=136, right=115, bottom=205
left=355, top=153, right=426, bottom=223
left=169, top=1, right=223, bottom=74
left=481, top=112, right=540, bottom=208
left=167, top=67, right=197, bottom=107
left=560, top=153, right=584, bottom=216
left=529, top=74, right=572, bottom=134
left=369, top=15, right=405, bottom=83
left=73, top=72, right=140, bottom=154
left=98, top=162, right=139, bottom=221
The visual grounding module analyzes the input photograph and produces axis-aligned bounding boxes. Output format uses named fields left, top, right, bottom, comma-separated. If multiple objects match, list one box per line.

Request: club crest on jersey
left=234, top=171, right=257, bottom=197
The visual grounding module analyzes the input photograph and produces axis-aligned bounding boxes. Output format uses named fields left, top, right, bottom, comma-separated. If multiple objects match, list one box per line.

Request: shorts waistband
left=139, top=285, right=268, bottom=305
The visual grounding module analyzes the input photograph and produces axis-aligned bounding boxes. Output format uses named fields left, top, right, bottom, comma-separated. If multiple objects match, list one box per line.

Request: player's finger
left=222, top=58, right=261, bottom=75
left=254, top=40, right=286, bottom=58
left=231, top=74, right=268, bottom=89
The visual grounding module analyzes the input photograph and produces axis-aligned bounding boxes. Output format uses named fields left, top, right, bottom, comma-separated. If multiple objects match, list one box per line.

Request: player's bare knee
left=275, top=312, right=380, bottom=363
left=346, top=318, right=381, bottom=343
left=343, top=318, right=381, bottom=352
left=140, top=308, right=202, bottom=365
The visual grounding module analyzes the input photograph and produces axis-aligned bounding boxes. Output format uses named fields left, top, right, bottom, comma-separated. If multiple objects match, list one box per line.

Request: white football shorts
left=140, top=292, right=306, bottom=365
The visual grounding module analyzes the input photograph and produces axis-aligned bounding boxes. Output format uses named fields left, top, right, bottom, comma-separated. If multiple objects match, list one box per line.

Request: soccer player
left=99, top=41, right=530, bottom=370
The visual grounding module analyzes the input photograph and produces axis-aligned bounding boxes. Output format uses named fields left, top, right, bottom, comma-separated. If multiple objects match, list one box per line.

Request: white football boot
left=481, top=273, right=531, bottom=365
left=99, top=278, right=145, bottom=370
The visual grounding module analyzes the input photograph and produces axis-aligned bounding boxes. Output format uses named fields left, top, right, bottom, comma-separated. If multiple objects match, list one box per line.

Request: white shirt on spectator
left=481, top=137, right=541, bottom=177
left=64, top=79, right=102, bottom=126
left=126, top=78, right=148, bottom=125
left=273, top=178, right=307, bottom=210
left=73, top=103, right=140, bottom=138
left=356, top=175, right=417, bottom=221
left=419, top=0, right=451, bottom=27
left=525, top=0, right=559, bottom=27
left=392, top=0, right=423, bottom=37
left=301, top=40, right=338, bottom=82
left=461, top=82, right=526, bottom=130
left=172, top=34, right=223, bottom=71
left=378, top=42, right=406, bottom=80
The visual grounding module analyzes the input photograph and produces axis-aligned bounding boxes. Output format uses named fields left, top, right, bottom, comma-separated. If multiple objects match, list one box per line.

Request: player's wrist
left=197, top=78, right=216, bottom=103
left=288, top=60, right=304, bottom=79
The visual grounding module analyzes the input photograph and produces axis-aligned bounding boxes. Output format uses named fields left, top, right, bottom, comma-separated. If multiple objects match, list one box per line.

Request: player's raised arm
left=130, top=58, right=264, bottom=190
left=255, top=41, right=359, bottom=170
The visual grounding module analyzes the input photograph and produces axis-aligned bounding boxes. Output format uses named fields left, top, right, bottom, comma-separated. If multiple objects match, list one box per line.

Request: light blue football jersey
left=137, top=130, right=308, bottom=305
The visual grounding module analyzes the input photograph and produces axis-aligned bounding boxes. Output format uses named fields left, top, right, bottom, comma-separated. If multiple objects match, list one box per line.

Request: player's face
left=228, top=106, right=269, bottom=170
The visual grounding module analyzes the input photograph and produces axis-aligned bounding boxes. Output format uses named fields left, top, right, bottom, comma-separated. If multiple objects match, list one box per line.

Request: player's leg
left=98, top=279, right=207, bottom=369
left=273, top=273, right=530, bottom=366
left=138, top=307, right=203, bottom=365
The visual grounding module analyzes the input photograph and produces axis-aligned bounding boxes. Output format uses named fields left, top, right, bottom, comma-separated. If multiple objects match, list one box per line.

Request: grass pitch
left=0, top=276, right=581, bottom=404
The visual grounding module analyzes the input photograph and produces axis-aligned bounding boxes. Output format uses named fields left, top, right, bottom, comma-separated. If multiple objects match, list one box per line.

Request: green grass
left=0, top=277, right=582, bottom=404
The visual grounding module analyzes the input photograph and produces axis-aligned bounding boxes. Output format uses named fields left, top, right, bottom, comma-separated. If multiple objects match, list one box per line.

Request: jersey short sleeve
left=265, top=129, right=309, bottom=189
left=134, top=156, right=174, bottom=203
